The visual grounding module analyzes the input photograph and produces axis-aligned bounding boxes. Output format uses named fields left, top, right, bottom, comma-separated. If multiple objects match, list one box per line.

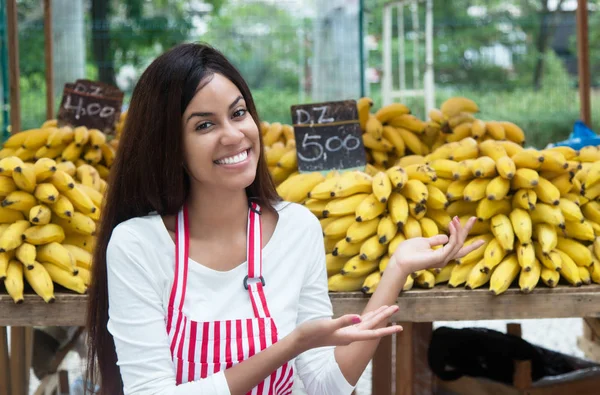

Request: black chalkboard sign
left=57, top=80, right=124, bottom=135
left=290, top=100, right=366, bottom=173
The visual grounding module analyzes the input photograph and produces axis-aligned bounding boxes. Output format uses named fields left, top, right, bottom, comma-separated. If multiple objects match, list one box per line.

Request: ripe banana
left=326, top=253, right=346, bottom=277
left=323, top=194, right=368, bottom=217
left=489, top=254, right=519, bottom=295
left=361, top=270, right=381, bottom=294
left=12, top=165, right=37, bottom=193
left=332, top=172, right=373, bottom=198
left=63, top=186, right=97, bottom=215
left=490, top=214, right=514, bottom=252
left=476, top=198, right=511, bottom=221
left=42, top=262, right=87, bottom=294
left=22, top=224, right=65, bottom=245
left=382, top=126, right=406, bottom=156
left=15, top=242, right=36, bottom=269
left=328, top=273, right=367, bottom=292
left=372, top=172, right=393, bottom=203
left=324, top=215, right=356, bottom=239
left=533, top=177, right=560, bottom=206
left=485, top=176, right=510, bottom=201
left=534, top=224, right=558, bottom=255
left=33, top=158, right=57, bottom=182
left=516, top=241, right=535, bottom=272
left=511, top=168, right=539, bottom=189
left=377, top=214, right=398, bottom=244
left=50, top=170, right=76, bottom=192
left=448, top=261, right=476, bottom=288
left=563, top=220, right=595, bottom=241
left=385, top=166, right=408, bottom=190
left=482, top=238, right=507, bottom=274
left=440, top=97, right=479, bottom=118
left=403, top=216, right=422, bottom=239
left=0, top=175, right=17, bottom=197
left=500, top=121, right=526, bottom=145
left=24, top=261, right=55, bottom=303
left=419, top=217, right=439, bottom=239
left=457, top=234, right=493, bottom=265
left=519, top=258, right=541, bottom=293
left=332, top=238, right=362, bottom=257
left=509, top=208, right=532, bottom=244
left=5, top=259, right=24, bottom=303
left=464, top=259, right=491, bottom=289
left=359, top=235, right=388, bottom=261
left=365, top=115, right=384, bottom=140
left=427, top=209, right=452, bottom=231
left=0, top=220, right=30, bottom=252
left=446, top=179, right=470, bottom=201
left=558, top=198, right=583, bottom=222
left=530, top=203, right=565, bottom=229
left=485, top=121, right=506, bottom=140
left=512, top=189, right=537, bottom=211
left=37, top=242, right=78, bottom=273
left=554, top=249, right=582, bottom=286
left=512, top=149, right=544, bottom=170
left=425, top=184, right=448, bottom=210
left=463, top=178, right=491, bottom=202
left=346, top=218, right=379, bottom=244
left=357, top=97, right=374, bottom=131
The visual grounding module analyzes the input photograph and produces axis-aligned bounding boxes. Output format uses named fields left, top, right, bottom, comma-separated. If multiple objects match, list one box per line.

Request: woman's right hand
left=292, top=305, right=402, bottom=353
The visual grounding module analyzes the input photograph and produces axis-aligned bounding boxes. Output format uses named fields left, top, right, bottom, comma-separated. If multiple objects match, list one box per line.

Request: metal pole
left=0, top=0, right=10, bottom=138
left=6, top=0, right=20, bottom=134
left=358, top=0, right=365, bottom=98
left=383, top=4, right=393, bottom=106
left=576, top=0, right=591, bottom=127
left=424, top=0, right=435, bottom=114
left=44, top=0, right=54, bottom=120
left=398, top=5, right=406, bottom=101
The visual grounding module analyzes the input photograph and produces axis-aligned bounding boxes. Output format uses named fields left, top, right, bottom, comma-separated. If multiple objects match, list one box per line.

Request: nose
left=220, top=119, right=245, bottom=146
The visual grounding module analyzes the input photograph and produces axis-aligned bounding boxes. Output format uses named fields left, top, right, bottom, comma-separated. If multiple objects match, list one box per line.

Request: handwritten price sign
left=57, top=79, right=124, bottom=135
left=290, top=100, right=366, bottom=173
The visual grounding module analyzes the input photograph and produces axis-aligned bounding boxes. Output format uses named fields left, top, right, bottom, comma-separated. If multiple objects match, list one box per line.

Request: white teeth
left=216, top=150, right=248, bottom=165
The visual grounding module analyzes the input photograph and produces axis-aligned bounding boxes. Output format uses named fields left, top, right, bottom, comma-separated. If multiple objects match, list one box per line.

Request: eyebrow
left=186, top=95, right=245, bottom=123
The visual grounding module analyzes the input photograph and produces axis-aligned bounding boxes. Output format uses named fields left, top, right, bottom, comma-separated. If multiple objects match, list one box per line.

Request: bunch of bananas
left=265, top=96, right=600, bottom=295
left=0, top=118, right=120, bottom=303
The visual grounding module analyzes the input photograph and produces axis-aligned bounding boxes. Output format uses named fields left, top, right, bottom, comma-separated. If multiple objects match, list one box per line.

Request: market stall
left=1, top=0, right=600, bottom=395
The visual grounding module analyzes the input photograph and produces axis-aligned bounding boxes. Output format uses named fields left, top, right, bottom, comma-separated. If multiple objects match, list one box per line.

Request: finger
left=349, top=325, right=404, bottom=342
left=428, top=234, right=449, bottom=248
left=360, top=305, right=399, bottom=329
left=358, top=306, right=390, bottom=325
left=454, top=239, right=485, bottom=259
left=334, top=314, right=362, bottom=330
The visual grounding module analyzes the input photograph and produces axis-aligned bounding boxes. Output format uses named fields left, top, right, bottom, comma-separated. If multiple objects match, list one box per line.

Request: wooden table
left=1, top=285, right=600, bottom=395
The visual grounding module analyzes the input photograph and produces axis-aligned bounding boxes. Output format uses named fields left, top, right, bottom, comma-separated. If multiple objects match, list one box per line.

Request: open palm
left=390, top=216, right=484, bottom=274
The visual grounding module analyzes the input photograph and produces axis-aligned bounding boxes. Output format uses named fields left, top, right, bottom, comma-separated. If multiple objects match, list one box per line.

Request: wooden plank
left=10, top=327, right=26, bottom=395
left=331, top=285, right=600, bottom=321
left=0, top=293, right=87, bottom=326
left=577, top=0, right=591, bottom=126
left=6, top=0, right=21, bottom=134
left=372, top=332, right=393, bottom=395
left=395, top=322, right=434, bottom=395
left=44, top=0, right=54, bottom=120
left=0, top=327, right=11, bottom=395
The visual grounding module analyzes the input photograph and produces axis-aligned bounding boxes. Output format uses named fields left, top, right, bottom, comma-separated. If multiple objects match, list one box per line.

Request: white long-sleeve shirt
left=106, top=201, right=355, bottom=395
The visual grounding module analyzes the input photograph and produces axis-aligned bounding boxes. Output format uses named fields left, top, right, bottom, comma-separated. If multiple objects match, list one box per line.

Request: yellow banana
left=486, top=176, right=510, bottom=201
left=448, top=261, right=477, bottom=288
left=332, top=171, right=373, bottom=198
left=5, top=259, right=24, bottom=303
left=0, top=219, right=30, bottom=252
left=73, top=126, right=90, bottom=146
left=372, top=172, right=393, bottom=203
left=541, top=266, right=560, bottom=287
left=0, top=175, right=17, bottom=197
left=45, top=126, right=73, bottom=147
left=323, top=215, right=356, bottom=239
left=535, top=245, right=562, bottom=271
left=29, top=204, right=51, bottom=225
left=357, top=97, right=373, bottom=131
left=55, top=161, right=77, bottom=177
left=512, top=189, right=536, bottom=211
left=361, top=270, right=381, bottom=294
left=558, top=198, right=583, bottom=223
left=50, top=170, right=76, bottom=192
left=37, top=242, right=77, bottom=273
left=396, top=128, right=424, bottom=155
left=485, top=121, right=505, bottom=140
left=515, top=241, right=535, bottom=272
left=512, top=149, right=544, bottom=170
left=346, top=218, right=379, bottom=244
left=530, top=203, right=565, bottom=229
left=591, top=255, right=600, bottom=284
left=449, top=138, right=479, bottom=162
left=500, top=121, right=526, bottom=145
left=489, top=254, right=519, bottom=295
left=425, top=184, right=448, bottom=210
left=519, top=258, right=541, bottom=293
left=511, top=168, right=539, bottom=189
left=464, top=259, right=492, bottom=289
left=323, top=194, right=368, bottom=218
left=403, top=274, right=414, bottom=291
left=365, top=115, right=384, bottom=140
left=88, top=129, right=107, bottom=149
left=62, top=244, right=92, bottom=270
left=539, top=150, right=568, bottom=173
left=579, top=266, right=592, bottom=285
left=556, top=237, right=592, bottom=267
left=33, top=183, right=59, bottom=205
left=61, top=141, right=84, bottom=162
left=509, top=208, right=532, bottom=244
left=413, top=269, right=435, bottom=289
left=42, top=262, right=87, bottom=294
left=388, top=114, right=427, bottom=134
left=470, top=156, right=497, bottom=178
left=328, top=273, right=367, bottom=292
left=21, top=129, right=52, bottom=150
left=534, top=224, right=558, bottom=255
left=476, top=198, right=511, bottom=221
left=279, top=172, right=325, bottom=203
left=355, top=194, right=386, bottom=222
left=495, top=156, right=516, bottom=180
left=382, top=126, right=406, bottom=156
left=22, top=224, right=65, bottom=245
left=457, top=234, right=494, bottom=265
left=33, top=158, right=57, bottom=182
left=396, top=155, right=425, bottom=167
left=446, top=179, right=470, bottom=201
left=359, top=235, right=388, bottom=261
left=403, top=216, right=422, bottom=239
left=34, top=144, right=65, bottom=160
left=427, top=209, right=452, bottom=231
left=332, top=238, right=362, bottom=258
left=24, top=261, right=55, bottom=303
left=554, top=249, right=582, bottom=286
left=547, top=146, right=578, bottom=160
left=326, top=253, right=346, bottom=277
left=63, top=186, right=97, bottom=215
left=385, top=166, right=408, bottom=190
left=419, top=217, right=439, bottom=238
left=376, top=214, right=397, bottom=244
left=387, top=233, right=406, bottom=256
left=463, top=178, right=491, bottom=202
left=440, top=97, right=479, bottom=118
left=11, top=164, right=36, bottom=193
left=563, top=220, right=595, bottom=241
left=533, top=177, right=560, bottom=206
left=482, top=238, right=507, bottom=273
left=0, top=156, right=25, bottom=176
left=404, top=164, right=437, bottom=183
left=429, top=159, right=458, bottom=180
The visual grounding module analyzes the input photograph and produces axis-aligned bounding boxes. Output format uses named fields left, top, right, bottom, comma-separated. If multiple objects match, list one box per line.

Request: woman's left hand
left=389, top=216, right=484, bottom=276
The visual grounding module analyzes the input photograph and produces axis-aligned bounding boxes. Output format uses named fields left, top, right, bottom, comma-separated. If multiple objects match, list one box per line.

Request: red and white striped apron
left=165, top=202, right=295, bottom=394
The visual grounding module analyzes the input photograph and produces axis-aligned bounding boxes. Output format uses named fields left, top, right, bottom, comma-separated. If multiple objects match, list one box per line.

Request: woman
left=86, top=43, right=482, bottom=395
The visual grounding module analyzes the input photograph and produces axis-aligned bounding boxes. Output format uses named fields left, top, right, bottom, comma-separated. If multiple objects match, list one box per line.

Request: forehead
left=188, top=73, right=243, bottom=107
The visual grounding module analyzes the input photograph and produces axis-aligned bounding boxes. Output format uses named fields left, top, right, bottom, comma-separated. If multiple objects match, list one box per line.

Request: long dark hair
left=86, top=42, right=280, bottom=394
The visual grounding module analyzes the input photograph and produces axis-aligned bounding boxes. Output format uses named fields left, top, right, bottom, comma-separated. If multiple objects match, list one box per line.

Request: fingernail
left=352, top=316, right=361, bottom=324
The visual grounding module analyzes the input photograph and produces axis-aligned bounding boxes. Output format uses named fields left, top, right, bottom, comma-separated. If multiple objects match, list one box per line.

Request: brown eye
left=233, top=109, right=247, bottom=118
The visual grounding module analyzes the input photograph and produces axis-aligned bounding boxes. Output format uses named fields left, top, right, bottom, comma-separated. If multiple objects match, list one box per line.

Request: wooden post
left=372, top=332, right=393, bottom=395
left=44, top=0, right=55, bottom=120
left=0, top=327, right=11, bottom=395
left=6, top=0, right=21, bottom=134
left=576, top=0, right=591, bottom=127
left=396, top=322, right=435, bottom=395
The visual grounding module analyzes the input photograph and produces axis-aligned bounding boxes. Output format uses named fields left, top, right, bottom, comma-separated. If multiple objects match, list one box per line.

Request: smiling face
left=181, top=73, right=261, bottom=193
